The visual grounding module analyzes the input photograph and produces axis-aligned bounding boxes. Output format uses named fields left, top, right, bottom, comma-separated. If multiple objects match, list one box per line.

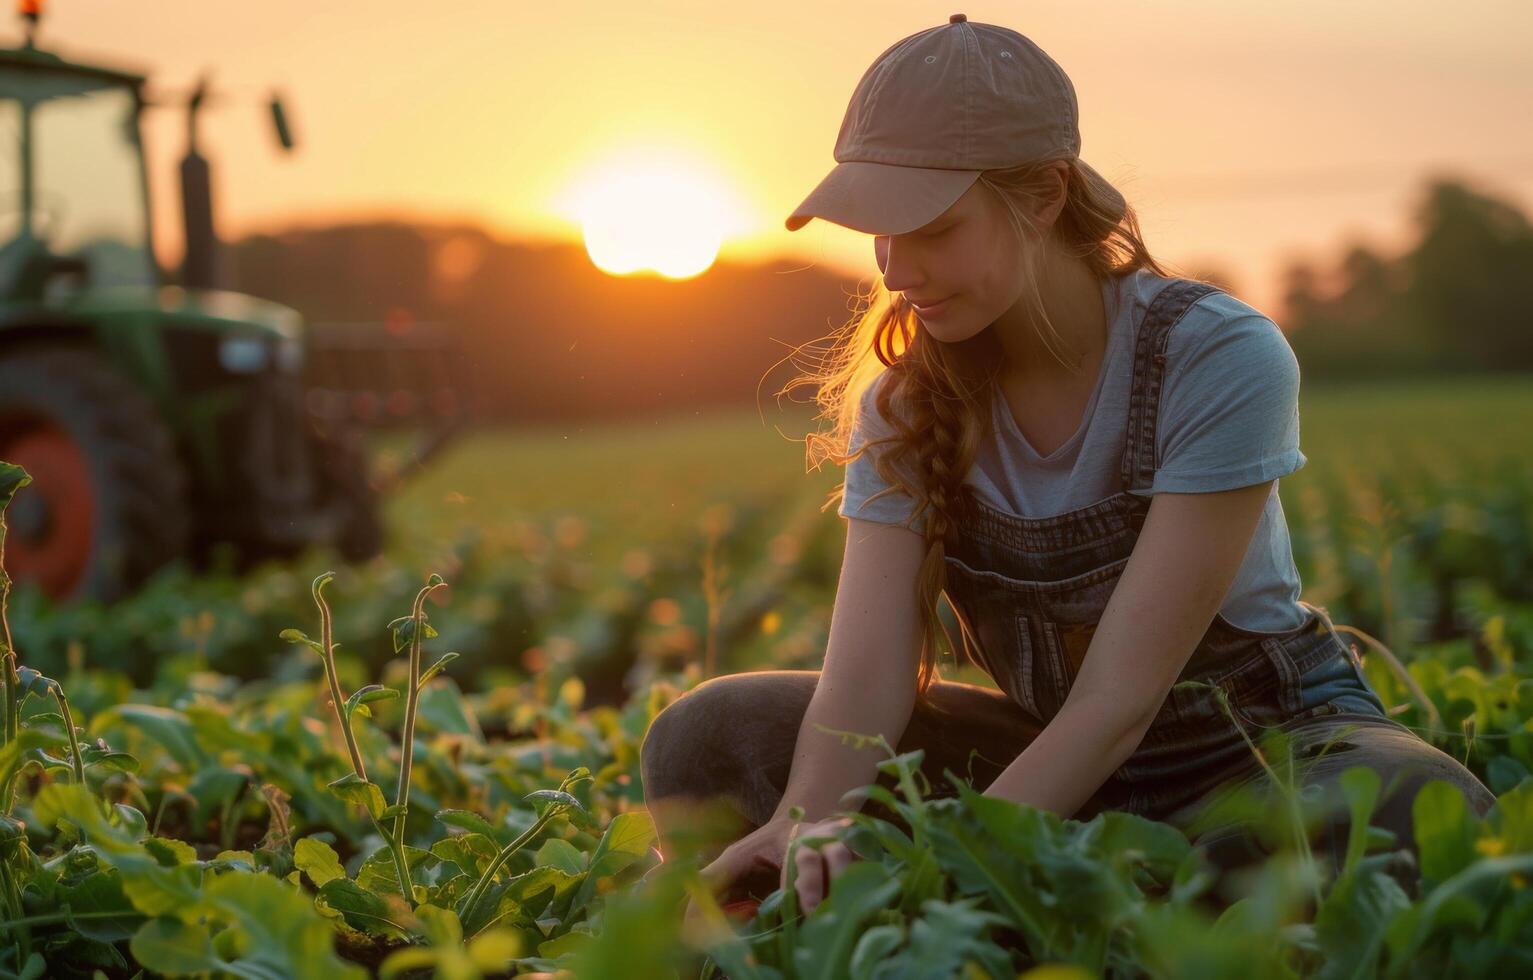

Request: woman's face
left=873, top=178, right=1037, bottom=344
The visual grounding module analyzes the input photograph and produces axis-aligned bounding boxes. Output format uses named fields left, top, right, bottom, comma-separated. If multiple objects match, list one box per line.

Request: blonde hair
left=785, top=158, right=1177, bottom=717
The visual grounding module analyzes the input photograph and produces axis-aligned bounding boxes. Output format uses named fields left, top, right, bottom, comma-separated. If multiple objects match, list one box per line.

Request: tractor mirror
left=269, top=93, right=296, bottom=152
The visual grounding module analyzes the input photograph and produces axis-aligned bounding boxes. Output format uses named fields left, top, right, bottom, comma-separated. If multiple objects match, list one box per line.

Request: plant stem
left=308, top=575, right=414, bottom=906
left=0, top=859, right=29, bottom=960
left=53, top=687, right=84, bottom=786
left=315, top=582, right=369, bottom=782
left=390, top=578, right=445, bottom=907
left=458, top=808, right=561, bottom=929
left=1, top=650, right=19, bottom=816
left=2, top=907, right=147, bottom=932
left=1211, top=686, right=1324, bottom=909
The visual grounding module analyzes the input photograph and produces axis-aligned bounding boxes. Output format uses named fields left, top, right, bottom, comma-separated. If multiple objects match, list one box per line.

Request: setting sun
left=557, top=149, right=750, bottom=280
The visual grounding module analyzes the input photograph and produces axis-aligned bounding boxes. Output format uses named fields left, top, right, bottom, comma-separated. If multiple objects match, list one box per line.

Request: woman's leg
left=1165, top=714, right=1497, bottom=893
left=640, top=669, right=1090, bottom=865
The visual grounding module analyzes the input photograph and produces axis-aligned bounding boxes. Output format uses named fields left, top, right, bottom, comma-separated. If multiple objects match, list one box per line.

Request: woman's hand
left=682, top=816, right=795, bottom=933
left=785, top=815, right=860, bottom=914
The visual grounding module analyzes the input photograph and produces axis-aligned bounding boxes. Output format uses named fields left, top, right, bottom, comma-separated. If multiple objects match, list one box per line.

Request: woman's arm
left=771, top=516, right=928, bottom=824
left=982, top=480, right=1275, bottom=816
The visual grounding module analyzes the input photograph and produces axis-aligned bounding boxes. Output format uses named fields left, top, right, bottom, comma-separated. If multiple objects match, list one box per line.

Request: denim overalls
left=939, top=277, right=1390, bottom=821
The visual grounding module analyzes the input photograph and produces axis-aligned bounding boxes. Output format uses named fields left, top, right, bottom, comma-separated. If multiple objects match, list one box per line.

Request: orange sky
left=12, top=0, right=1533, bottom=317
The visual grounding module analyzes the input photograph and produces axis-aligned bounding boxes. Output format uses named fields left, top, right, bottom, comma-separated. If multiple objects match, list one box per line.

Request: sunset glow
left=559, top=151, right=750, bottom=280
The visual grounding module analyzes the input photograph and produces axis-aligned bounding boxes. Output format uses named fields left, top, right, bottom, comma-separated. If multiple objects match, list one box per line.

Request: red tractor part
left=0, top=420, right=94, bottom=598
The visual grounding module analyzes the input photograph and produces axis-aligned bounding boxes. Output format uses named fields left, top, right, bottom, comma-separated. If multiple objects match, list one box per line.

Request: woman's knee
left=1182, top=721, right=1498, bottom=888
left=639, top=670, right=817, bottom=801
left=1339, top=723, right=1496, bottom=823
left=1293, top=721, right=1497, bottom=879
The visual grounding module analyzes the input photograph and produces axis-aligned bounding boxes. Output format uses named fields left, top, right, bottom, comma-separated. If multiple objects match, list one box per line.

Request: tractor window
left=0, top=99, right=18, bottom=244
left=32, top=84, right=155, bottom=288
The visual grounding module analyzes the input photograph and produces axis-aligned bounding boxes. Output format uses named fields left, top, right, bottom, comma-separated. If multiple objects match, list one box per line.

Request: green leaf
left=568, top=811, right=654, bottom=911
left=102, top=704, right=208, bottom=769
left=83, top=747, right=141, bottom=774
left=436, top=809, right=498, bottom=839
left=792, top=861, right=904, bottom=980
left=902, top=898, right=1011, bottom=979
left=356, top=844, right=449, bottom=896
left=850, top=923, right=905, bottom=980
left=535, top=838, right=586, bottom=875
left=1338, top=765, right=1383, bottom=878
left=327, top=772, right=388, bottom=821
left=130, top=917, right=225, bottom=975
left=318, top=878, right=406, bottom=937
left=113, top=803, right=149, bottom=842
left=525, top=788, right=585, bottom=814
left=386, top=615, right=438, bottom=653
left=200, top=870, right=368, bottom=978
left=145, top=836, right=199, bottom=867
left=186, top=765, right=251, bottom=827
left=456, top=866, right=582, bottom=937
left=1385, top=854, right=1533, bottom=962
left=0, top=462, right=33, bottom=560
left=278, top=628, right=325, bottom=655
left=420, top=651, right=460, bottom=686
left=0, top=461, right=32, bottom=501
left=431, top=833, right=500, bottom=877
left=415, top=904, right=463, bottom=946
left=0, top=727, right=68, bottom=788
left=61, top=871, right=143, bottom=942
left=1414, top=778, right=1480, bottom=885
left=31, top=785, right=201, bottom=917
left=311, top=570, right=336, bottom=603
left=342, top=684, right=399, bottom=721
left=1313, top=853, right=1411, bottom=978
left=294, top=838, right=347, bottom=888
left=379, top=803, right=408, bottom=821
left=415, top=677, right=483, bottom=739
left=15, top=665, right=60, bottom=699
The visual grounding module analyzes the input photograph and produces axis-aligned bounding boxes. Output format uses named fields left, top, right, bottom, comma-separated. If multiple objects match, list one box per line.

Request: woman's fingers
left=776, top=817, right=862, bottom=914
left=793, top=844, right=825, bottom=912
left=822, top=839, right=856, bottom=878
left=794, top=840, right=854, bottom=914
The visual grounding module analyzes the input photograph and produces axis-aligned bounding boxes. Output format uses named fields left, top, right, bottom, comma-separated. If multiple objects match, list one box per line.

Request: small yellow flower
left=1475, top=837, right=1508, bottom=857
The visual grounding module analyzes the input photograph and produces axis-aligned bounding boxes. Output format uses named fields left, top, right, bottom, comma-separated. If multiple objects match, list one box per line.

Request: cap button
left=949, top=13, right=967, bottom=23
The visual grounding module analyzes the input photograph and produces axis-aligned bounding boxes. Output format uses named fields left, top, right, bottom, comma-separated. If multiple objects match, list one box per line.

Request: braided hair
left=792, top=156, right=1176, bottom=719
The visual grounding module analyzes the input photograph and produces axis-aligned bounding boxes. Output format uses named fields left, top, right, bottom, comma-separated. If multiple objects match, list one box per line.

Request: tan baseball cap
left=785, top=13, right=1125, bottom=235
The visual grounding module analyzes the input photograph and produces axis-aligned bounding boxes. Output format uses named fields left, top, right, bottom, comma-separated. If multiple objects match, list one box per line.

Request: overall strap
left=1119, top=279, right=1223, bottom=493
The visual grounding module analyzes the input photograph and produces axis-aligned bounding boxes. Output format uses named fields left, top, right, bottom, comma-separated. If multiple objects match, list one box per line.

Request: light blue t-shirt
left=838, top=268, right=1310, bottom=633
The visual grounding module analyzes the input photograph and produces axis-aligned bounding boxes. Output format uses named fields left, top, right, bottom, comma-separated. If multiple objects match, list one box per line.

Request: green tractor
left=0, top=8, right=457, bottom=603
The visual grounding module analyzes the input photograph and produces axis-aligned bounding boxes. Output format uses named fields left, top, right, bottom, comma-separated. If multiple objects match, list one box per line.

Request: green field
left=2, top=376, right=1532, bottom=978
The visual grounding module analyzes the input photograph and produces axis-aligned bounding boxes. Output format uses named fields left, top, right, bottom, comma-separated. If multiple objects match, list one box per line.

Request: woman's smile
left=910, top=294, right=955, bottom=318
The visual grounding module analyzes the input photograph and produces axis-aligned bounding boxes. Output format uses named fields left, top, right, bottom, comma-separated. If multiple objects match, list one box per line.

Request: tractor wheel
left=310, top=420, right=385, bottom=563
left=0, top=347, right=191, bottom=603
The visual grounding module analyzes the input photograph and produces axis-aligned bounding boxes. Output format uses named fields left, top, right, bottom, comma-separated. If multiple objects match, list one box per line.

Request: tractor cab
left=0, top=44, right=157, bottom=303
left=0, top=4, right=464, bottom=604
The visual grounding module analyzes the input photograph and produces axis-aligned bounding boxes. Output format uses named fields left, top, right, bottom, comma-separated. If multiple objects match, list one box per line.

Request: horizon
left=8, top=0, right=1533, bottom=319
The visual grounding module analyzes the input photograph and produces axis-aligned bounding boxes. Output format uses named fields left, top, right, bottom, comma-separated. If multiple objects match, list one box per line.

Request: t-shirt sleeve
left=837, top=377, right=930, bottom=533
left=1148, top=313, right=1307, bottom=494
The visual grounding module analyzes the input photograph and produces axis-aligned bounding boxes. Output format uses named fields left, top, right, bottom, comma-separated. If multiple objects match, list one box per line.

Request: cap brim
left=785, top=161, right=982, bottom=235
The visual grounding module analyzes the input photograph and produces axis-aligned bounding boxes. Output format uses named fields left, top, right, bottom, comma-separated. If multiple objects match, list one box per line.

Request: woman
left=640, top=14, right=1495, bottom=919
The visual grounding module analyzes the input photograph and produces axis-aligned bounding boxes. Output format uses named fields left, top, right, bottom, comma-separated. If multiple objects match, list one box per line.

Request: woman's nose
left=874, top=236, right=923, bottom=294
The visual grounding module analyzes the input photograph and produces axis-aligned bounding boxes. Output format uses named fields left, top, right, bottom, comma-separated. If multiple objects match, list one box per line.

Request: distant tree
left=1404, top=179, right=1533, bottom=370
left=1283, top=177, right=1533, bottom=378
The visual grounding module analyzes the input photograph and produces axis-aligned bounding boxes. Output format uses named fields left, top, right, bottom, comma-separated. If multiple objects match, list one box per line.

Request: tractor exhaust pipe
left=179, top=75, right=222, bottom=290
